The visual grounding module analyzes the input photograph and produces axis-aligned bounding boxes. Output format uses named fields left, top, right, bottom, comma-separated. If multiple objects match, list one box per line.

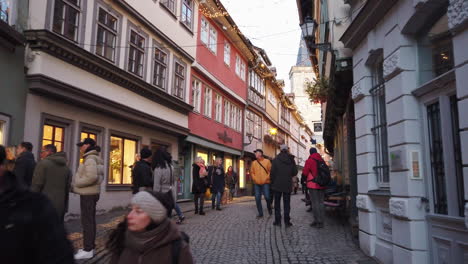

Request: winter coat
left=131, top=160, right=153, bottom=194
left=303, top=153, right=327, bottom=190
left=31, top=152, right=72, bottom=219
left=225, top=171, right=237, bottom=189
left=191, top=163, right=207, bottom=194
left=110, top=220, right=193, bottom=264
left=250, top=158, right=271, bottom=185
left=153, top=162, right=177, bottom=203
left=73, top=150, right=104, bottom=195
left=270, top=152, right=298, bottom=193
left=13, top=151, right=36, bottom=187
left=292, top=176, right=299, bottom=189
left=0, top=171, right=75, bottom=264
left=208, top=165, right=225, bottom=193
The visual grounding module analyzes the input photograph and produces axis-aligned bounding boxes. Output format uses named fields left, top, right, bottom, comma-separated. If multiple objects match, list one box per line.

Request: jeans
left=80, top=194, right=99, bottom=251
left=309, top=188, right=325, bottom=224
left=274, top=192, right=291, bottom=224
left=254, top=184, right=271, bottom=216
left=211, top=191, right=222, bottom=208
left=194, top=193, right=205, bottom=212
left=229, top=188, right=236, bottom=200
left=174, top=203, right=184, bottom=218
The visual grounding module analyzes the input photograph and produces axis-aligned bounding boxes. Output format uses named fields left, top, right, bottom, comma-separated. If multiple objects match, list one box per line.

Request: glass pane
left=55, top=142, right=63, bottom=152
left=55, top=127, right=63, bottom=142
left=43, top=125, right=54, bottom=140
left=196, top=151, right=208, bottom=165
left=0, top=121, right=3, bottom=144
left=225, top=157, right=233, bottom=173
left=239, top=160, right=245, bottom=188
left=123, top=139, right=136, bottom=184
left=109, top=136, right=123, bottom=184
left=42, top=140, right=53, bottom=147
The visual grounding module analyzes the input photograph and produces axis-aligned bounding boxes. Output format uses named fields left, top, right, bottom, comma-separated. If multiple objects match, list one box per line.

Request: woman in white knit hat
left=107, top=191, right=193, bottom=264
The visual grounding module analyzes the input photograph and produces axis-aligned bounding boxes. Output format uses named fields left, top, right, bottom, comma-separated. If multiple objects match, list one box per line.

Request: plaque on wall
left=410, top=151, right=422, bottom=180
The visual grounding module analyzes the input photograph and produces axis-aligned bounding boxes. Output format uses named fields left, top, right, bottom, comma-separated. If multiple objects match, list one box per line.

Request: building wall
left=195, top=11, right=248, bottom=100
left=351, top=1, right=468, bottom=263
left=265, top=82, right=279, bottom=123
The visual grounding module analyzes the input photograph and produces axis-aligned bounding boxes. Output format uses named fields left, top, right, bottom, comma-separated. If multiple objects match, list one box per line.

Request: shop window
left=0, top=115, right=9, bottom=145
left=239, top=159, right=245, bottom=189
left=224, top=156, right=232, bottom=173
left=79, top=131, right=97, bottom=163
left=42, top=124, right=65, bottom=152
left=196, top=150, right=208, bottom=165
left=52, top=0, right=81, bottom=42
left=108, top=135, right=137, bottom=185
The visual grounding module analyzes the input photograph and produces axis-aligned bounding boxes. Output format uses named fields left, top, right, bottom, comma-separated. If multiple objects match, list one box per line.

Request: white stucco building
left=341, top=0, right=468, bottom=263
left=24, top=0, right=198, bottom=216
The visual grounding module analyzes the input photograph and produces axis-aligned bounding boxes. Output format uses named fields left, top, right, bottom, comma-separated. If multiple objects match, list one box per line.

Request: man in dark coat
left=270, top=144, right=298, bottom=227
left=31, top=144, right=72, bottom=221
left=208, top=157, right=225, bottom=210
left=131, top=148, right=153, bottom=194
left=14, top=142, right=36, bottom=188
left=0, top=145, right=75, bottom=264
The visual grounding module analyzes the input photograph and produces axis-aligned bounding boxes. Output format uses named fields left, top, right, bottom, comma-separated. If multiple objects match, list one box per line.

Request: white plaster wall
left=28, top=53, right=188, bottom=128
left=24, top=94, right=180, bottom=216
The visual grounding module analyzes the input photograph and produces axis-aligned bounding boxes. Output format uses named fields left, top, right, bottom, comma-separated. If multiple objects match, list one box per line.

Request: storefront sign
left=217, top=131, right=233, bottom=143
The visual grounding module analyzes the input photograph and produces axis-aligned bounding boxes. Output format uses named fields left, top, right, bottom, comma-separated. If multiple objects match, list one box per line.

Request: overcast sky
left=222, top=0, right=302, bottom=92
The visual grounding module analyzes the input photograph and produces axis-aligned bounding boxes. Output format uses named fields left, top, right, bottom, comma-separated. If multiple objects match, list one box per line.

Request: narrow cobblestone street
left=68, top=194, right=375, bottom=264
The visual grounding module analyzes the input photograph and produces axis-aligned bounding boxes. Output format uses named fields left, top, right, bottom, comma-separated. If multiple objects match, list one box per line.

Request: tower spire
left=296, top=38, right=312, bottom=67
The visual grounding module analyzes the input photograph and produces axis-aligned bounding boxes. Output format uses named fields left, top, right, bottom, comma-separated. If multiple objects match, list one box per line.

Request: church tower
left=289, top=39, right=323, bottom=144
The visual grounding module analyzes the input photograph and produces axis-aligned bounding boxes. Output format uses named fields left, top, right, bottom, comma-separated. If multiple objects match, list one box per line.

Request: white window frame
left=224, top=100, right=231, bottom=126
left=235, top=55, right=241, bottom=76
left=209, top=26, right=217, bottom=54
left=230, top=103, right=236, bottom=128
left=191, top=79, right=201, bottom=113
left=203, top=87, right=212, bottom=118
left=224, top=42, right=231, bottom=66
left=180, top=0, right=193, bottom=30
left=200, top=17, right=209, bottom=45
left=240, top=61, right=246, bottom=81
left=95, top=7, right=118, bottom=62
left=52, top=0, right=82, bottom=42
left=215, top=94, right=222, bottom=122
left=0, top=114, right=10, bottom=145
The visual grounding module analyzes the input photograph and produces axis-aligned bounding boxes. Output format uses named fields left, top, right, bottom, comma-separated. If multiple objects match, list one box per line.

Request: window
left=432, top=37, right=454, bottom=76
left=79, top=131, right=97, bottom=163
left=0, top=0, right=15, bottom=25
left=224, top=101, right=231, bottom=126
left=173, top=61, right=186, bottom=99
left=200, top=18, right=208, bottom=45
left=314, top=122, right=322, bottom=132
left=203, top=87, right=212, bottom=117
left=450, top=95, right=465, bottom=217
left=246, top=110, right=262, bottom=139
left=180, top=0, right=193, bottom=29
left=235, top=55, right=241, bottom=76
left=215, top=94, right=222, bottom=122
left=0, top=115, right=9, bottom=145
left=249, top=70, right=265, bottom=95
left=370, top=61, right=389, bottom=187
left=192, top=79, right=201, bottom=113
left=161, top=0, right=175, bottom=13
left=108, top=135, right=137, bottom=185
left=209, top=26, right=217, bottom=53
left=95, top=8, right=117, bottom=61
left=237, top=108, right=242, bottom=131
left=240, top=61, right=246, bottom=81
left=268, top=91, right=277, bottom=107
left=230, top=103, right=236, bottom=128
left=42, top=124, right=65, bottom=152
left=281, top=105, right=290, bottom=128
left=128, top=30, right=145, bottom=77
left=224, top=42, right=230, bottom=66
left=52, top=0, right=81, bottom=41
left=153, top=46, right=168, bottom=90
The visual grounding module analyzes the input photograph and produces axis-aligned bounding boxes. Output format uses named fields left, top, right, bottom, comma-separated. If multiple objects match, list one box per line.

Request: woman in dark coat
left=191, top=157, right=208, bottom=215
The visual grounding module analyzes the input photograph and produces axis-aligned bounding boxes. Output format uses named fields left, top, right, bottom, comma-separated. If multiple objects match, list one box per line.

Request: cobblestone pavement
left=67, top=195, right=375, bottom=264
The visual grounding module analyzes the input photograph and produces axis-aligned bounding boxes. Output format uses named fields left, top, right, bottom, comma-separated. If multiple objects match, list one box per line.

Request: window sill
left=367, top=189, right=391, bottom=197
left=179, top=21, right=194, bottom=35
left=159, top=3, right=177, bottom=20
left=106, top=184, right=132, bottom=192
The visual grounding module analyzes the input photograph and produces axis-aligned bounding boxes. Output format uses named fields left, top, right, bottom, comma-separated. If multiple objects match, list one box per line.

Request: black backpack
left=171, top=231, right=190, bottom=264
left=312, top=159, right=331, bottom=187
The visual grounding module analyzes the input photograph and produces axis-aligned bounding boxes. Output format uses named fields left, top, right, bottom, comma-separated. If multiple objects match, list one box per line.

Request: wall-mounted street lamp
left=300, top=16, right=332, bottom=52
left=269, top=127, right=278, bottom=136
left=244, top=132, right=254, bottom=146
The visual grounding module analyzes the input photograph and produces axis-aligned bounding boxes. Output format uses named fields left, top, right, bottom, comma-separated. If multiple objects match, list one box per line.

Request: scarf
left=124, top=219, right=170, bottom=253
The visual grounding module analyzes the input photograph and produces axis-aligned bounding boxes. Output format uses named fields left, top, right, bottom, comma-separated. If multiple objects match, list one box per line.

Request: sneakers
left=74, top=249, right=94, bottom=260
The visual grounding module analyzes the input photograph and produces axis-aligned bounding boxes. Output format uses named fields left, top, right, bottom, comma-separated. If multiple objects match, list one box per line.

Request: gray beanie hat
left=131, top=191, right=167, bottom=223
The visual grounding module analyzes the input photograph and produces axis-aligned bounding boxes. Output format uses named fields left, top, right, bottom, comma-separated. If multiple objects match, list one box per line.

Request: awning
left=185, top=135, right=242, bottom=156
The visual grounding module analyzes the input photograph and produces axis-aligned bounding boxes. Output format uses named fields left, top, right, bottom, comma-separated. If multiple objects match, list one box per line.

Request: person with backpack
left=303, top=147, right=330, bottom=228
left=107, top=191, right=194, bottom=264
left=251, top=149, right=272, bottom=218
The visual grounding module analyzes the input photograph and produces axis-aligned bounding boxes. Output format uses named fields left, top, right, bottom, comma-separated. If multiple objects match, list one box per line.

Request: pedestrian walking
left=303, top=147, right=327, bottom=228
left=251, top=149, right=272, bottom=218
left=292, top=175, right=299, bottom=194
left=14, top=142, right=36, bottom=188
left=31, top=144, right=72, bottom=220
left=209, top=157, right=225, bottom=210
left=192, top=157, right=208, bottom=215
left=0, top=145, right=75, bottom=264
left=107, top=191, right=194, bottom=264
left=73, top=138, right=104, bottom=260
left=225, top=166, right=237, bottom=201
left=153, top=147, right=185, bottom=224
left=270, top=145, right=298, bottom=227
left=131, top=148, right=153, bottom=194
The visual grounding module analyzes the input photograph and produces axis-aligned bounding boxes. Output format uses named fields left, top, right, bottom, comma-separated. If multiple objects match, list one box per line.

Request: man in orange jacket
left=251, top=149, right=272, bottom=218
